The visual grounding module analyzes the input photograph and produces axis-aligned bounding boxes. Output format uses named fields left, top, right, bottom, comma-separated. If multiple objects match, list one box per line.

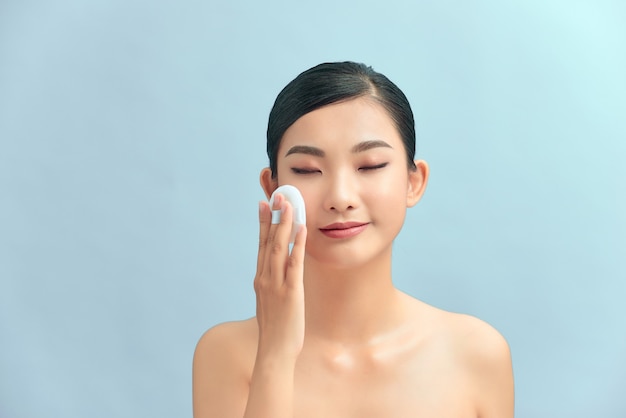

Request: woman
left=193, top=62, right=514, bottom=418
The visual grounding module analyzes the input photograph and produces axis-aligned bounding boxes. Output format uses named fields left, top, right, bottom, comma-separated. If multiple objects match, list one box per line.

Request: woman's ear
left=260, top=167, right=278, bottom=199
left=406, top=159, right=429, bottom=207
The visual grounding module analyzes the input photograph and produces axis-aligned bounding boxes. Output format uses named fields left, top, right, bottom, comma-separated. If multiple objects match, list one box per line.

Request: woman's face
left=266, top=97, right=428, bottom=269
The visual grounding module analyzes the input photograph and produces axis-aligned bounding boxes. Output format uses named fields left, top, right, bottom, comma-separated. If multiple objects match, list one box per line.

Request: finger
left=268, top=198, right=294, bottom=285
left=256, top=200, right=271, bottom=275
left=262, top=193, right=283, bottom=276
left=285, top=224, right=307, bottom=290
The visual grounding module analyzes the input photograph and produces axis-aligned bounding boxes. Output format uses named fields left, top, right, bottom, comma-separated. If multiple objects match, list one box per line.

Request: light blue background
left=1, top=1, right=625, bottom=417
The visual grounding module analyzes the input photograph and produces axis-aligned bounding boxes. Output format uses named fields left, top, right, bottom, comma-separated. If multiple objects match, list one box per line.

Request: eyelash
left=291, top=163, right=388, bottom=175
left=359, top=162, right=388, bottom=171
left=291, top=168, right=321, bottom=175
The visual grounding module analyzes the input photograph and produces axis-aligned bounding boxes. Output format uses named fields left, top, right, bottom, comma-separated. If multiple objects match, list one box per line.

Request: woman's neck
left=302, top=247, right=408, bottom=345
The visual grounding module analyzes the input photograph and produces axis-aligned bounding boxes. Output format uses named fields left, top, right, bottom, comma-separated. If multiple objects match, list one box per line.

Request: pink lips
left=319, top=222, right=369, bottom=239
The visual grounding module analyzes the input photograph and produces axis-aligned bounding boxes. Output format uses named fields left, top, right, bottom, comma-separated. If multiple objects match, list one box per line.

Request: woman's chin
left=305, top=244, right=392, bottom=272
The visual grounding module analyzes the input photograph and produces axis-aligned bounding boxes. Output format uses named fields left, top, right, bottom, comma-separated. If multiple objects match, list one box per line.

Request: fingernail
left=273, top=194, right=281, bottom=210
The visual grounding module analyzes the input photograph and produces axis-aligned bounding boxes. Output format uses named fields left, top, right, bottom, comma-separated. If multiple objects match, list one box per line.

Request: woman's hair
left=267, top=61, right=417, bottom=178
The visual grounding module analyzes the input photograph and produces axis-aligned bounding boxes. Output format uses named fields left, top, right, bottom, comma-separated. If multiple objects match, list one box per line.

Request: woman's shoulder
left=416, top=300, right=511, bottom=362
left=193, top=318, right=258, bottom=380
left=192, top=319, right=259, bottom=416
left=196, top=317, right=258, bottom=342
left=442, top=310, right=510, bottom=366
left=405, top=295, right=509, bottom=355
left=194, top=318, right=258, bottom=361
left=412, top=299, right=514, bottom=415
left=403, top=295, right=511, bottom=378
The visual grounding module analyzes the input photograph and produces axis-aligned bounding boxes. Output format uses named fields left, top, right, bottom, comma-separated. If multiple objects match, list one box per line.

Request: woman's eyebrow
left=284, top=140, right=392, bottom=158
left=351, top=139, right=393, bottom=153
left=285, top=145, right=325, bottom=157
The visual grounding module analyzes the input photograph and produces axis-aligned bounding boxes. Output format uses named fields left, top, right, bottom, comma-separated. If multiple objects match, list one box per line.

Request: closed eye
left=291, top=167, right=321, bottom=175
left=359, top=162, right=388, bottom=171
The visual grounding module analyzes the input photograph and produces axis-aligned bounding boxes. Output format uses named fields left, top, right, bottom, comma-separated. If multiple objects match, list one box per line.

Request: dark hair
left=267, top=61, right=417, bottom=178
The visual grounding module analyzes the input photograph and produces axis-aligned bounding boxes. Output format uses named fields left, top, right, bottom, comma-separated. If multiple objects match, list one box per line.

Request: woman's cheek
left=295, top=187, right=318, bottom=224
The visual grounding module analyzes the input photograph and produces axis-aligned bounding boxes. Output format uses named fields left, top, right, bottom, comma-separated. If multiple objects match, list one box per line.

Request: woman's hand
left=193, top=194, right=307, bottom=418
left=254, top=193, right=307, bottom=361
left=243, top=194, right=307, bottom=417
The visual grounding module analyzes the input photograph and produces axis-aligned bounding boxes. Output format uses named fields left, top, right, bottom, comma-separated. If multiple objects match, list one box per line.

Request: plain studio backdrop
left=1, top=1, right=624, bottom=417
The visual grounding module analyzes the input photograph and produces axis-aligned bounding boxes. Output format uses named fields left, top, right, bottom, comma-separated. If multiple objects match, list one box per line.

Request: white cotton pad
left=268, top=185, right=306, bottom=243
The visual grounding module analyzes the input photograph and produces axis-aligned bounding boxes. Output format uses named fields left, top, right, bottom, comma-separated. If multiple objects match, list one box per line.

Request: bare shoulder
left=439, top=309, right=514, bottom=418
left=406, top=297, right=514, bottom=417
left=194, top=317, right=258, bottom=362
left=192, top=318, right=258, bottom=418
left=445, top=312, right=511, bottom=364
left=408, top=297, right=510, bottom=358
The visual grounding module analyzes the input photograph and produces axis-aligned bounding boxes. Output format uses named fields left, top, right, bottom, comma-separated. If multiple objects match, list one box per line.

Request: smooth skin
left=193, top=98, right=514, bottom=418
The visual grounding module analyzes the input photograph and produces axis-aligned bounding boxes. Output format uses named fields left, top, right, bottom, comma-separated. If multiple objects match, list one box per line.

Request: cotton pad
left=268, top=185, right=306, bottom=243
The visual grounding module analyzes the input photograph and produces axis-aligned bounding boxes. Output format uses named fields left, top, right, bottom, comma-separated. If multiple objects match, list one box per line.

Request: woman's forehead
left=279, top=98, right=402, bottom=153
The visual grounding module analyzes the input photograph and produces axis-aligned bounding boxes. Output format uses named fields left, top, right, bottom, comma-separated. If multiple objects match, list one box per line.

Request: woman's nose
left=324, top=172, right=358, bottom=212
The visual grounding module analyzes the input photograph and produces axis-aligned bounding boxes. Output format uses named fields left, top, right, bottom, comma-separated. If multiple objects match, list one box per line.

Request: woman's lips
left=319, top=222, right=369, bottom=239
